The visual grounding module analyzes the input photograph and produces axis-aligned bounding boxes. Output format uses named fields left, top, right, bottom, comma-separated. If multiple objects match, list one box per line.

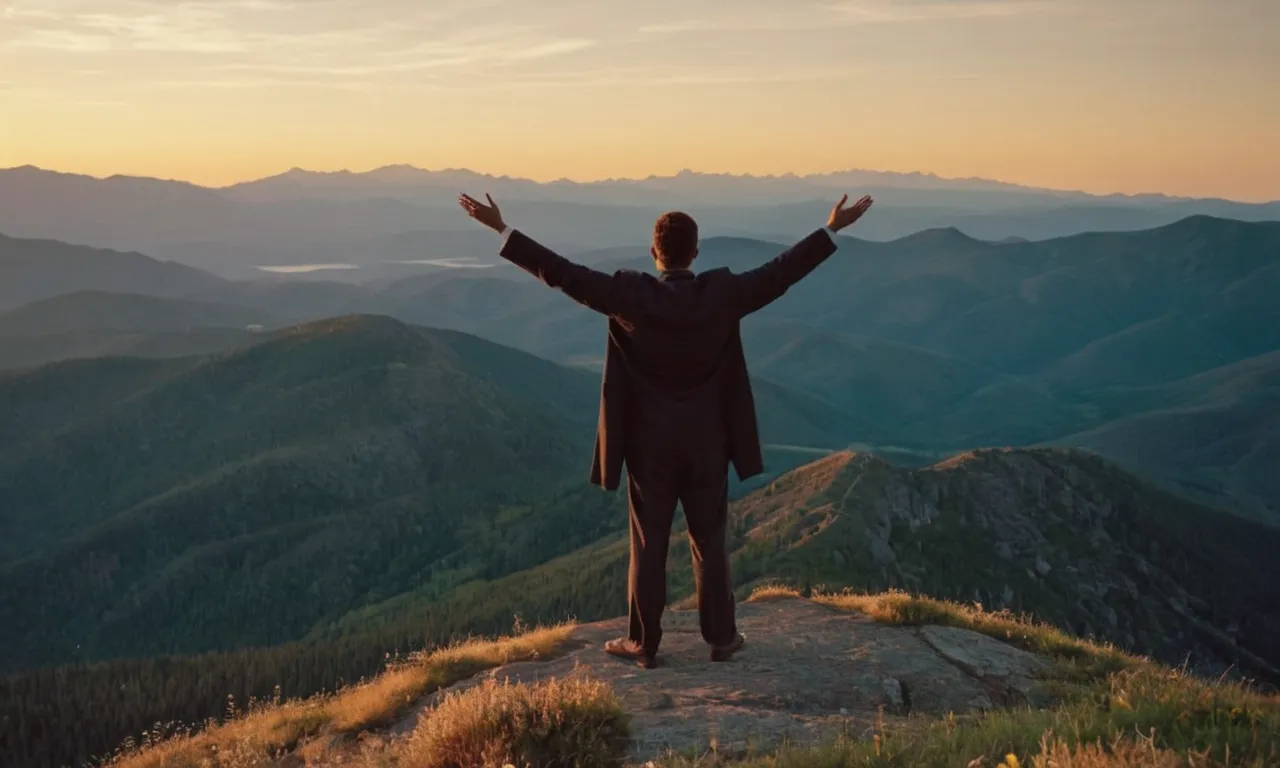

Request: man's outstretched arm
left=732, top=194, right=874, bottom=316
left=458, top=192, right=625, bottom=317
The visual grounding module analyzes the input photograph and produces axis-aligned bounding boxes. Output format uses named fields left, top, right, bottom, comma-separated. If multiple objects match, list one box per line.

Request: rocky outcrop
left=726, top=449, right=1280, bottom=683
left=395, top=598, right=1048, bottom=762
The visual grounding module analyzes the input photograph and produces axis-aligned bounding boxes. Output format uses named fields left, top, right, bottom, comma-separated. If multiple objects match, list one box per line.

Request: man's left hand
left=458, top=192, right=506, bottom=233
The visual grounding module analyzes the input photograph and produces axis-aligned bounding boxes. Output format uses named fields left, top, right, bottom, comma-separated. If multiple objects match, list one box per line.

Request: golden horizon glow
left=2, top=0, right=1278, bottom=201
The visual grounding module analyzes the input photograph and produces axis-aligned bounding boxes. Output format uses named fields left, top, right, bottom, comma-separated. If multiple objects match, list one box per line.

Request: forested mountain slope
left=0, top=316, right=606, bottom=671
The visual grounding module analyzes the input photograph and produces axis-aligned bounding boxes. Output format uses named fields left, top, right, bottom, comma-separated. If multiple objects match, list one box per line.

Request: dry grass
left=382, top=677, right=629, bottom=768
left=328, top=626, right=573, bottom=734
left=106, top=624, right=575, bottom=768
left=746, top=583, right=1132, bottom=673
left=672, top=594, right=699, bottom=611
left=1003, top=733, right=1197, bottom=768
left=810, top=588, right=1135, bottom=679
left=743, top=582, right=807, bottom=604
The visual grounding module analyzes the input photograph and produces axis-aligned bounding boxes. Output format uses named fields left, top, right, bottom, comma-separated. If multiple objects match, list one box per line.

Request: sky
left=1, top=0, right=1277, bottom=201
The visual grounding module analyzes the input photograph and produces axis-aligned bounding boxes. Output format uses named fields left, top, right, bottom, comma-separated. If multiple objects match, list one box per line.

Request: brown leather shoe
left=710, top=632, right=746, bottom=662
left=604, top=637, right=657, bottom=669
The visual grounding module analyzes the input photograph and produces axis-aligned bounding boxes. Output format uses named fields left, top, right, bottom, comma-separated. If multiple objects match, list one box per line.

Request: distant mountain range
left=3, top=165, right=1278, bottom=280
left=3, top=215, right=1277, bottom=522
left=217, top=164, right=1268, bottom=208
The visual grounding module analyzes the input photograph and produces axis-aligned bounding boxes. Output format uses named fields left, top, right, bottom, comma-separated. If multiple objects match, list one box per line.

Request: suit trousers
left=624, top=444, right=738, bottom=655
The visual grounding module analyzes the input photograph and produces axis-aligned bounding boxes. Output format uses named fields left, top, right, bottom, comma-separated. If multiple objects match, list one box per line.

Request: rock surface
left=396, top=597, right=1048, bottom=762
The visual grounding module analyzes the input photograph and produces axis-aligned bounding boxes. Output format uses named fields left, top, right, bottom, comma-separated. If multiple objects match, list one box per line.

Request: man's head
left=651, top=211, right=699, bottom=271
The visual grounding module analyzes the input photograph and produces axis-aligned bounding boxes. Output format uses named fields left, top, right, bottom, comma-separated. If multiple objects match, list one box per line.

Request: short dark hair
left=652, top=211, right=698, bottom=270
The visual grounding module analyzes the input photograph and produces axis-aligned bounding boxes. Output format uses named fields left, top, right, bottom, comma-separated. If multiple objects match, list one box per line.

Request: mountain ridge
left=0, top=231, right=225, bottom=311
left=6, top=165, right=1279, bottom=264
left=0, top=163, right=1249, bottom=205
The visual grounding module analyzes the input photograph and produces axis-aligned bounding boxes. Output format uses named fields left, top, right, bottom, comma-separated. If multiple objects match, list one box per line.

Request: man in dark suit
left=459, top=191, right=874, bottom=668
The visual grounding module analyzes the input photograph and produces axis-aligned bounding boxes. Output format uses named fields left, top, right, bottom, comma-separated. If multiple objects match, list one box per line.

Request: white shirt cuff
left=823, top=226, right=839, bottom=245
left=499, top=225, right=514, bottom=246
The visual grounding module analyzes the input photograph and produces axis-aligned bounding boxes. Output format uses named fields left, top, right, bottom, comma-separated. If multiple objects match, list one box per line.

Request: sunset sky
left=1, top=0, right=1277, bottom=200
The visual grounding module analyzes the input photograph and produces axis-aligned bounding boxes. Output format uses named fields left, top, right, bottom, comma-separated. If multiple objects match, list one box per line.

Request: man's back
left=490, top=226, right=843, bottom=489
left=611, top=269, right=737, bottom=391
left=606, top=269, right=742, bottom=464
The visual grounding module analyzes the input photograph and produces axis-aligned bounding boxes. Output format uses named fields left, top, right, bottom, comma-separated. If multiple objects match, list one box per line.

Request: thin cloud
left=5, top=3, right=252, bottom=53
left=217, top=0, right=302, bottom=10
left=160, top=64, right=786, bottom=92
left=138, top=76, right=379, bottom=90
left=504, top=38, right=596, bottom=60
left=0, top=0, right=477, bottom=55
left=504, top=66, right=861, bottom=88
left=3, top=14, right=387, bottom=55
left=640, top=16, right=817, bottom=34
left=828, top=0, right=1057, bottom=23
left=394, top=259, right=499, bottom=269
left=641, top=0, right=1057, bottom=33
left=207, top=30, right=596, bottom=78
left=2, top=0, right=593, bottom=86
left=6, top=28, right=118, bottom=53
left=2, top=5, right=62, bottom=21
left=77, top=9, right=250, bottom=53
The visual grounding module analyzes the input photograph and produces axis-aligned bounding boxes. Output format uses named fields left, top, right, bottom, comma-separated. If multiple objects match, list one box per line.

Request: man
left=458, top=192, right=874, bottom=668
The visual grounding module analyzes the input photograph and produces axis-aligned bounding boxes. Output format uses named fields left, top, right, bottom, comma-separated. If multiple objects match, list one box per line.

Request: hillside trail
left=388, top=597, right=1048, bottom=763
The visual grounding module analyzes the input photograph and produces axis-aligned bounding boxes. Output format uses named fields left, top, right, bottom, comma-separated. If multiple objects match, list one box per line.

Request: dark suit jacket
left=499, top=228, right=838, bottom=490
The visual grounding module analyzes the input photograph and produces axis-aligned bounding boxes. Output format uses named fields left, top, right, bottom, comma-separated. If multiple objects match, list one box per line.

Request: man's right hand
left=827, top=194, right=874, bottom=233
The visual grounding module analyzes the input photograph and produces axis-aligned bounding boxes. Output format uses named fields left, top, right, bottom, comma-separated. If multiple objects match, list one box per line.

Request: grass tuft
left=390, top=677, right=629, bottom=768
left=745, top=583, right=806, bottom=603
left=1021, top=734, right=1192, bottom=767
